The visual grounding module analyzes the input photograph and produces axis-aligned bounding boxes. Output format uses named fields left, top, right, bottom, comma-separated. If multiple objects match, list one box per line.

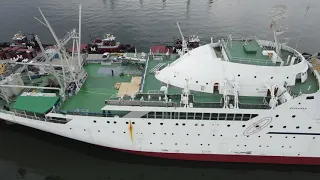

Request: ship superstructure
left=0, top=5, right=320, bottom=165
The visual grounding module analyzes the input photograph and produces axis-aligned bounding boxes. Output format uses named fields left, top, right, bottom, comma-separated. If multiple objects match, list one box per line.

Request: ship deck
left=60, top=63, right=142, bottom=113
left=224, top=40, right=293, bottom=66
left=57, top=52, right=319, bottom=113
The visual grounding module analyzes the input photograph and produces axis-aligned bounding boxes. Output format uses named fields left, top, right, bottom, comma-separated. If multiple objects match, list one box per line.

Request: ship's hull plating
left=113, top=148, right=320, bottom=165
left=1, top=93, right=320, bottom=165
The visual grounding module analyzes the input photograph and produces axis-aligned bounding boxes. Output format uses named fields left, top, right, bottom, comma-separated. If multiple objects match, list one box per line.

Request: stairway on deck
left=149, top=63, right=167, bottom=74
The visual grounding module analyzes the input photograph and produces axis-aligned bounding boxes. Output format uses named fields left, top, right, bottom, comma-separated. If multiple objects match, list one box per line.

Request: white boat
left=1, top=5, right=320, bottom=165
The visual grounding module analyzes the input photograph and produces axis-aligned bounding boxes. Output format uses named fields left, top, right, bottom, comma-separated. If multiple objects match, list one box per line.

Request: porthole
left=244, top=145, right=247, bottom=147
left=296, top=126, right=300, bottom=129
left=84, top=129, right=86, bottom=131
left=107, top=121, right=110, bottom=123
left=98, top=130, right=100, bottom=132
left=195, top=124, right=198, bottom=126
left=275, top=115, right=279, bottom=117
left=206, top=82, right=208, bottom=85
left=198, top=134, right=200, bottom=136
left=160, top=122, right=163, bottom=125
left=308, top=126, right=312, bottom=129
left=271, top=77, right=273, bottom=79
left=213, top=134, right=215, bottom=136
left=285, top=136, right=288, bottom=138
left=172, top=133, right=174, bottom=135
left=259, top=145, right=261, bottom=147
left=164, top=133, right=167, bottom=135
left=238, top=74, right=240, bottom=77
left=220, top=135, right=223, bottom=137
left=270, top=136, right=272, bottom=138
left=292, top=115, right=296, bottom=118
left=150, top=142, right=152, bottom=145
left=174, top=75, right=176, bottom=78
left=298, top=102, right=301, bottom=105
left=69, top=128, right=72, bottom=130
left=267, top=145, right=269, bottom=147
left=242, top=125, right=245, bottom=127
left=186, top=143, right=188, bottom=145
left=283, top=126, right=286, bottom=128
left=200, top=144, right=203, bottom=146
left=208, top=144, right=210, bottom=146
left=148, top=122, right=151, bottom=125
left=313, top=137, right=315, bottom=139
left=196, top=81, right=198, bottom=83
left=175, top=143, right=178, bottom=145
left=227, top=124, right=230, bottom=127
left=123, top=132, right=126, bottom=134
left=93, top=120, right=96, bottom=123
left=282, top=146, right=284, bottom=148
left=114, top=121, right=117, bottom=124
left=112, top=131, right=115, bottom=133
left=235, top=135, right=238, bottom=137
left=287, top=77, right=289, bottom=79
left=187, top=134, right=189, bottom=136
left=153, top=132, right=155, bottom=134
left=126, top=122, right=128, bottom=124
left=254, top=76, right=257, bottom=78
left=237, top=145, right=239, bottom=147
left=201, top=124, right=204, bottom=126
left=247, top=135, right=249, bottom=137
left=182, top=123, right=186, bottom=126
left=270, top=125, right=273, bottom=128
left=175, top=123, right=179, bottom=126
left=132, top=122, right=135, bottom=124
left=293, top=137, right=296, bottom=139
left=161, top=143, right=163, bottom=145
left=258, top=136, right=261, bottom=138
left=255, top=125, right=259, bottom=128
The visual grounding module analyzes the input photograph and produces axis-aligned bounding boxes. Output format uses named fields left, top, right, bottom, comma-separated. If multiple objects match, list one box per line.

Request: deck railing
left=0, top=109, right=69, bottom=124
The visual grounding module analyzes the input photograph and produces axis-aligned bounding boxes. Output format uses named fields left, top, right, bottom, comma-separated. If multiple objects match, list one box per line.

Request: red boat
left=86, top=33, right=135, bottom=54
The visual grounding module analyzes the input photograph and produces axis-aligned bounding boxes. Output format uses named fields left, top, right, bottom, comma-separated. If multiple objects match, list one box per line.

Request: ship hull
left=113, top=148, right=320, bottom=165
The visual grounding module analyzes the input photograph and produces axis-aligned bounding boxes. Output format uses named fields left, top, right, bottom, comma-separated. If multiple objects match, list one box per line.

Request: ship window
left=148, top=112, right=155, bottom=118
left=141, top=114, right=147, bottom=118
left=306, top=96, right=314, bottom=100
left=164, top=112, right=170, bottom=119
left=226, top=114, right=234, bottom=121
left=179, top=112, right=187, bottom=119
left=218, top=113, right=226, bottom=120
left=251, top=114, right=258, bottom=119
left=172, top=112, right=178, bottom=119
left=203, top=113, right=210, bottom=120
left=195, top=113, right=202, bottom=120
left=242, top=114, right=251, bottom=121
left=234, top=114, right=242, bottom=121
left=211, top=113, right=218, bottom=120
left=156, top=112, right=163, bottom=119
left=187, top=113, right=195, bottom=119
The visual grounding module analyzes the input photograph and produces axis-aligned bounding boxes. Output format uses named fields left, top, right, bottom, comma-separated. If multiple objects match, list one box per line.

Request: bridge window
left=187, top=112, right=194, bottom=119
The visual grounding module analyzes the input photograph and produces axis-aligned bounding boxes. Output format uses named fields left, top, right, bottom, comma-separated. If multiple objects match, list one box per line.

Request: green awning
left=13, top=95, right=60, bottom=114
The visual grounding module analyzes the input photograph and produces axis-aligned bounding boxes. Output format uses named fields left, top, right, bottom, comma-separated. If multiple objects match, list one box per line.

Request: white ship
left=1, top=5, right=320, bottom=165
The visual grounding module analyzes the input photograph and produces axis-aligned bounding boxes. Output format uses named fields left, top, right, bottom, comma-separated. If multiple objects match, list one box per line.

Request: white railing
left=0, top=109, right=68, bottom=124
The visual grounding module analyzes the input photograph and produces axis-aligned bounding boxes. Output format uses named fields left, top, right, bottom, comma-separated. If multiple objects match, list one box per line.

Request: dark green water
left=1, top=0, right=320, bottom=179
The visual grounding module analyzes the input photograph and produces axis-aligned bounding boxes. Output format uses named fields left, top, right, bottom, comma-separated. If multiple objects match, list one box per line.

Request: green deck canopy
left=13, top=95, right=60, bottom=114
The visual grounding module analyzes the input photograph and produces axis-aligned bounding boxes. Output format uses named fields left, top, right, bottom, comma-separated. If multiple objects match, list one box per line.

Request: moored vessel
left=0, top=5, right=320, bottom=165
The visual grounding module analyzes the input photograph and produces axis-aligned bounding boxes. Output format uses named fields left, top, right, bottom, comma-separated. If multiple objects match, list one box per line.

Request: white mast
left=78, top=4, right=82, bottom=68
left=176, top=22, right=188, bottom=54
left=268, top=5, right=286, bottom=55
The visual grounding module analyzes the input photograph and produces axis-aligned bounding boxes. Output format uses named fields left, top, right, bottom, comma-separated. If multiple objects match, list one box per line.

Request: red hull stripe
left=111, top=148, right=320, bottom=165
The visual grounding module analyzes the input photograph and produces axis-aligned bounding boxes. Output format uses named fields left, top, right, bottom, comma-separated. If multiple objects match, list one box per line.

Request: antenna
left=268, top=4, right=287, bottom=55
left=295, top=4, right=311, bottom=50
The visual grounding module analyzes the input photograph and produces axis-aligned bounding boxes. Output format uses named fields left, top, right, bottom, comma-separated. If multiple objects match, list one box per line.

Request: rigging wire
left=295, top=4, right=311, bottom=50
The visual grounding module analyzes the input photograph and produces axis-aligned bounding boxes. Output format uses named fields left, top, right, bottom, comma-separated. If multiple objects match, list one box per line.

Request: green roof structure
left=13, top=95, right=60, bottom=114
